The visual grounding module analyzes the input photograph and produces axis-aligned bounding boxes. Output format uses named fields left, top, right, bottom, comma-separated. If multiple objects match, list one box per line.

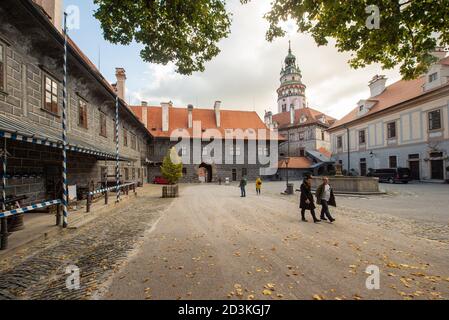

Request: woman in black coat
left=298, top=176, right=320, bottom=223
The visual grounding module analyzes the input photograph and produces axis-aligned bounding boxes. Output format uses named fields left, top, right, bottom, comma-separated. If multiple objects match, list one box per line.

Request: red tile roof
left=330, top=56, right=449, bottom=130
left=130, top=105, right=284, bottom=140
left=317, top=147, right=332, bottom=159
left=277, top=157, right=313, bottom=169
left=272, top=107, right=336, bottom=129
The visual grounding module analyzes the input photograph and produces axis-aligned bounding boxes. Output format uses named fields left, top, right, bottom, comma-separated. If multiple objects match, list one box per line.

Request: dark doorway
left=431, top=160, right=444, bottom=180
left=199, top=163, right=213, bottom=183
left=409, top=161, right=420, bottom=180
left=360, top=158, right=367, bottom=176
left=45, top=165, right=62, bottom=200
left=232, top=169, right=237, bottom=181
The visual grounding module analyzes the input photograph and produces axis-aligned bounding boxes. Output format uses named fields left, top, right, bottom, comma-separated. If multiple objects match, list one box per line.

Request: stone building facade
left=130, top=102, right=281, bottom=183
left=329, top=53, right=449, bottom=181
left=0, top=0, right=151, bottom=205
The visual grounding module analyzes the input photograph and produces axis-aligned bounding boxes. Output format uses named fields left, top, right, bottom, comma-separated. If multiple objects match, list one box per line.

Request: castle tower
left=277, top=41, right=306, bottom=113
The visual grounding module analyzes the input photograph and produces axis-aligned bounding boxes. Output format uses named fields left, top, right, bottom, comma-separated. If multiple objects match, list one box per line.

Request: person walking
left=239, top=177, right=247, bottom=197
left=315, top=177, right=336, bottom=223
left=298, top=175, right=320, bottom=223
left=255, top=177, right=262, bottom=195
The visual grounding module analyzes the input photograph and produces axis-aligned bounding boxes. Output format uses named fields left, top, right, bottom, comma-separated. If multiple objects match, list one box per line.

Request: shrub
left=160, top=147, right=183, bottom=184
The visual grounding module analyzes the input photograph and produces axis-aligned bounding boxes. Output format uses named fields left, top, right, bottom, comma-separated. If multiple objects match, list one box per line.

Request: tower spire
left=288, top=40, right=291, bottom=54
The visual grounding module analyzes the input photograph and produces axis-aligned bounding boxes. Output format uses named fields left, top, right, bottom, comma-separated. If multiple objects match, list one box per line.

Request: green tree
left=93, top=0, right=231, bottom=75
left=160, top=147, right=183, bottom=184
left=242, top=0, right=449, bottom=80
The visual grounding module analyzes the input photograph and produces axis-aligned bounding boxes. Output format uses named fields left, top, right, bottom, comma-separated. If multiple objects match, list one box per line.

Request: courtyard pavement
left=0, top=182, right=447, bottom=300
left=102, top=182, right=449, bottom=300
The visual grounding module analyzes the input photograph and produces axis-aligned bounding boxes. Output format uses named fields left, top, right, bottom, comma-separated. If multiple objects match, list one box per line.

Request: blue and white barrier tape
left=89, top=182, right=135, bottom=196
left=0, top=199, right=61, bottom=218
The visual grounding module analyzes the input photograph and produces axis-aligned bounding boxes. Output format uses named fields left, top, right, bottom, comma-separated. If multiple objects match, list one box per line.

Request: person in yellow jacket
left=255, top=177, right=262, bottom=195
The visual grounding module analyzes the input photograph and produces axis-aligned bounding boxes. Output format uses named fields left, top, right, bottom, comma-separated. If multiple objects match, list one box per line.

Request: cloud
left=128, top=0, right=402, bottom=121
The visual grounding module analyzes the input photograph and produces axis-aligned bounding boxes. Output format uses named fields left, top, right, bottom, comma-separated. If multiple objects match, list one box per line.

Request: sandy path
left=102, top=184, right=449, bottom=300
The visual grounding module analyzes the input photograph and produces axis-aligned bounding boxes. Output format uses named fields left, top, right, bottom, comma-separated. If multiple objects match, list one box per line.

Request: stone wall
left=0, top=2, right=152, bottom=206
left=147, top=139, right=275, bottom=183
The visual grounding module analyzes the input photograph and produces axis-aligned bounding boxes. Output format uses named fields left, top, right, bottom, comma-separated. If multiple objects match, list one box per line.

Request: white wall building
left=329, top=54, right=449, bottom=181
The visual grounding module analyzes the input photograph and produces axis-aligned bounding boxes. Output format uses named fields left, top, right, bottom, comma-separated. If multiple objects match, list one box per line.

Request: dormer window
left=429, top=72, right=438, bottom=83
left=300, top=116, right=307, bottom=124
left=359, top=105, right=364, bottom=112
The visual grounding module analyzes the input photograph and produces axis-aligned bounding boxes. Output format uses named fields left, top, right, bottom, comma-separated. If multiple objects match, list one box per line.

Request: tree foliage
left=160, top=147, right=183, bottom=184
left=242, top=0, right=449, bottom=79
left=93, top=0, right=231, bottom=75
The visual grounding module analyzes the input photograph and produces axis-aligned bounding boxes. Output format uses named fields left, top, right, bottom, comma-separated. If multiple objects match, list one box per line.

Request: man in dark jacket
left=298, top=175, right=320, bottom=223
left=315, top=177, right=336, bottom=223
left=239, top=177, right=247, bottom=197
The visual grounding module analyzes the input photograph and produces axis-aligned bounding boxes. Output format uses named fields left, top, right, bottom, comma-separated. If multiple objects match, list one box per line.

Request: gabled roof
left=272, top=107, right=336, bottom=129
left=330, top=56, right=449, bottom=131
left=130, top=105, right=284, bottom=141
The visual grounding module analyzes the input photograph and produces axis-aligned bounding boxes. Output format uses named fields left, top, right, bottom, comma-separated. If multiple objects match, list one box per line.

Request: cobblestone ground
left=0, top=185, right=172, bottom=300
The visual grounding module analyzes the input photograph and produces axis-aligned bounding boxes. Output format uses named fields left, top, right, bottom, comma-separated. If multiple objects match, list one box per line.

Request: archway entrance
left=198, top=163, right=213, bottom=183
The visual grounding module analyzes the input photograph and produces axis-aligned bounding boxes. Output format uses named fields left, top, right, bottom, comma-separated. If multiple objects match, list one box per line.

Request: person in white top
left=315, top=177, right=336, bottom=223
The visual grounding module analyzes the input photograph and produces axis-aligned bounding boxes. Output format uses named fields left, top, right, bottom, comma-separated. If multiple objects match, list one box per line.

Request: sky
left=65, top=0, right=403, bottom=121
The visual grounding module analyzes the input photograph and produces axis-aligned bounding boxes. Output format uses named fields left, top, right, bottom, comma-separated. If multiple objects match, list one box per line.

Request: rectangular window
left=123, top=129, right=128, bottom=146
left=78, top=99, right=88, bottom=128
left=44, top=76, right=59, bottom=114
left=321, top=131, right=325, bottom=141
left=181, top=146, right=187, bottom=156
left=258, top=146, right=269, bottom=156
left=299, top=148, right=305, bottom=157
left=99, top=112, right=107, bottom=137
left=130, top=133, right=137, bottom=150
left=429, top=72, right=438, bottom=83
left=387, top=122, right=396, bottom=139
left=428, top=109, right=442, bottom=131
left=235, top=146, right=241, bottom=156
left=202, top=147, right=208, bottom=156
left=0, top=44, right=4, bottom=91
left=359, top=130, right=366, bottom=144
left=337, top=136, right=343, bottom=149
left=299, top=132, right=305, bottom=141
left=124, top=168, right=129, bottom=181
left=182, top=168, right=187, bottom=175
left=242, top=168, right=247, bottom=177
left=389, top=156, right=397, bottom=168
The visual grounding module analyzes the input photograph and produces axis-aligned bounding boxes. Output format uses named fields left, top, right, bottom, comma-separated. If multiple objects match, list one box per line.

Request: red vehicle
left=153, top=176, right=169, bottom=185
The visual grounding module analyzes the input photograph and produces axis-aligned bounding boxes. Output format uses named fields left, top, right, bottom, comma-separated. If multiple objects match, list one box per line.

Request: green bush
left=160, top=147, right=183, bottom=185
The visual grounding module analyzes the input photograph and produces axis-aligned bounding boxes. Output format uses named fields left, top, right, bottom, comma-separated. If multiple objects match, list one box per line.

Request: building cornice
left=329, top=83, right=449, bottom=132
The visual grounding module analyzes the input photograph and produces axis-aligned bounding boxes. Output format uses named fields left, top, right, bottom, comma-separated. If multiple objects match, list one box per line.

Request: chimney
left=115, top=68, right=126, bottom=100
left=264, top=111, right=273, bottom=126
left=214, top=101, right=221, bottom=128
left=431, top=48, right=447, bottom=60
left=142, top=106, right=148, bottom=128
left=141, top=101, right=148, bottom=106
left=161, top=102, right=170, bottom=132
left=33, top=0, right=63, bottom=32
left=290, top=106, right=295, bottom=125
left=187, top=104, right=194, bottom=129
left=369, top=75, right=387, bottom=97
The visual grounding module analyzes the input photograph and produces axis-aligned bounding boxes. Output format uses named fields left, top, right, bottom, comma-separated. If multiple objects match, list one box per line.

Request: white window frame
left=429, top=72, right=438, bottom=83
